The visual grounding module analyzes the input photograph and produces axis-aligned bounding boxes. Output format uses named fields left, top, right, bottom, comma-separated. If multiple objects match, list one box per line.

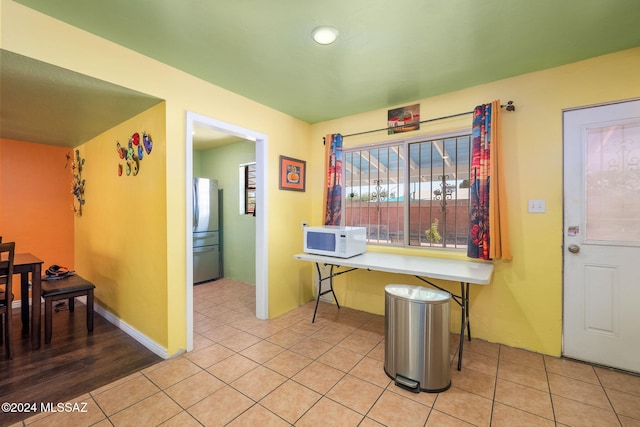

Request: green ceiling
left=9, top=0, right=640, bottom=124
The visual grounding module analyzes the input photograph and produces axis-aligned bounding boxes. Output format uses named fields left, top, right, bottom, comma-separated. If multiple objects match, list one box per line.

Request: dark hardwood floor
left=0, top=300, right=162, bottom=426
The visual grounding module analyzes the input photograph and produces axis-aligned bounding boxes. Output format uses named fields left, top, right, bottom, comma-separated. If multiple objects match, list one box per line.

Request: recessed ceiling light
left=312, top=26, right=339, bottom=45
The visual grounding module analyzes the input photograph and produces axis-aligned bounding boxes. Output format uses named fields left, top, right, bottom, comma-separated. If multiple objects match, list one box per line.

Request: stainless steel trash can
left=384, top=284, right=451, bottom=393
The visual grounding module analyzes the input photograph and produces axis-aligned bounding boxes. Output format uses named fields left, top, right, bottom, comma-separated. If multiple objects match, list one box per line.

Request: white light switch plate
left=528, top=199, right=546, bottom=213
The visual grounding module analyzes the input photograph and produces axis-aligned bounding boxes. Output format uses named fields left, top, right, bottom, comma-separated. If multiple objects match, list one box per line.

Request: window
left=240, top=162, right=256, bottom=215
left=344, top=132, right=470, bottom=250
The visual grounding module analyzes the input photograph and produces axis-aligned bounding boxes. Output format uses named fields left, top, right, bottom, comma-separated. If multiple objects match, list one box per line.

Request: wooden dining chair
left=0, top=242, right=15, bottom=359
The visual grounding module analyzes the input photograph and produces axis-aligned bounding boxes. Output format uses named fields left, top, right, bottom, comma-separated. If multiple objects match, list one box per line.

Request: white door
left=563, top=99, right=640, bottom=373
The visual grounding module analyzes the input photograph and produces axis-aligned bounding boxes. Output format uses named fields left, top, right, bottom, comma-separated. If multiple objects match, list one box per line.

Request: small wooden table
left=41, top=274, right=95, bottom=344
left=13, top=253, right=44, bottom=349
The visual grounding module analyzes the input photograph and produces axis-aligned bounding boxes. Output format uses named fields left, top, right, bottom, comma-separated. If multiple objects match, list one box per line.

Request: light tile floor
left=18, top=279, right=640, bottom=426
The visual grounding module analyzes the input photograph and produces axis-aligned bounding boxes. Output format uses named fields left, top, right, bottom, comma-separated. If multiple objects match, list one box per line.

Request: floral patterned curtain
left=324, top=134, right=343, bottom=226
left=467, top=101, right=512, bottom=260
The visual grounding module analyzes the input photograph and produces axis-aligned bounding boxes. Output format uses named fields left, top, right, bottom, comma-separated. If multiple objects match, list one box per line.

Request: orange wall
left=0, top=138, right=74, bottom=298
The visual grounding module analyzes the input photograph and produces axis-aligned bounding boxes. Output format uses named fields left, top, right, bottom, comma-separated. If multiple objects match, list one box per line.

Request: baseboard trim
left=93, top=304, right=176, bottom=360
left=13, top=298, right=183, bottom=360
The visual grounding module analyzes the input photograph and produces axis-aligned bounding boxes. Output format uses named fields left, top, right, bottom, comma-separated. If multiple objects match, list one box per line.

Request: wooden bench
left=41, top=274, right=95, bottom=344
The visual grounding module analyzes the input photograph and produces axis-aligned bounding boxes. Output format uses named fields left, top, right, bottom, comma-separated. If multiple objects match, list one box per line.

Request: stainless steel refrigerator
left=193, top=178, right=222, bottom=284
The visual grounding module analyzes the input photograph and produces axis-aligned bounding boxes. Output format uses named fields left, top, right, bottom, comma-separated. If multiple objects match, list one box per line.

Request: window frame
left=239, top=162, right=256, bottom=215
left=343, top=129, right=471, bottom=251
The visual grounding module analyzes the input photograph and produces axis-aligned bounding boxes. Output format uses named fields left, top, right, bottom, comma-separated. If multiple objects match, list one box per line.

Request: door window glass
left=585, top=121, right=640, bottom=243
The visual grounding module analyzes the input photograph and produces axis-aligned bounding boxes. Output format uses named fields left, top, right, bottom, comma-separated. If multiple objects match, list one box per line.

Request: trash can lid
left=384, top=284, right=450, bottom=302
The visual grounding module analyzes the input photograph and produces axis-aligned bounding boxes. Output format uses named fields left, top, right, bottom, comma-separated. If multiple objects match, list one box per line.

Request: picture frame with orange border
left=279, top=155, right=306, bottom=191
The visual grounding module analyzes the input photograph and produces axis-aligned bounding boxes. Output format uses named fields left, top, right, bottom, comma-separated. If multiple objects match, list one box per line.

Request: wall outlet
left=528, top=199, right=546, bottom=213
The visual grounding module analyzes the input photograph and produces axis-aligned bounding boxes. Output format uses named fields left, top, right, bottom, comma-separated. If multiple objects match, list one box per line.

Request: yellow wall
left=1, top=0, right=313, bottom=355
left=74, top=103, right=168, bottom=346
left=310, top=47, right=640, bottom=356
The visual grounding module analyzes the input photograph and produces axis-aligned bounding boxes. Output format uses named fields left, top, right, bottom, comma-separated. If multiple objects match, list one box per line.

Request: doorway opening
left=185, top=111, right=268, bottom=351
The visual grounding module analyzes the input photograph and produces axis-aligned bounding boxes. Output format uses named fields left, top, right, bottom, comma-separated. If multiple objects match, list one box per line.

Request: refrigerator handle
left=193, top=180, right=199, bottom=228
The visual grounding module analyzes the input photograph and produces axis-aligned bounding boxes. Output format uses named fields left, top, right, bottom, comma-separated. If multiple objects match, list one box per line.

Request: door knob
left=568, top=244, right=580, bottom=254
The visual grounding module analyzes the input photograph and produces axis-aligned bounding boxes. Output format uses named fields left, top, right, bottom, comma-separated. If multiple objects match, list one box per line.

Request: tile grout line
left=541, top=348, right=558, bottom=425
left=487, top=343, right=502, bottom=426
left=593, top=364, right=624, bottom=426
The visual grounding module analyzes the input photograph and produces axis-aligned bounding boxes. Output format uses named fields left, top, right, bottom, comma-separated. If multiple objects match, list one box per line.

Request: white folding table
left=294, top=251, right=494, bottom=370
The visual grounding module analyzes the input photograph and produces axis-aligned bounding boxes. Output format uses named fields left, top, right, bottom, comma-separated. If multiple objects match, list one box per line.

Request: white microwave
left=303, top=226, right=367, bottom=258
